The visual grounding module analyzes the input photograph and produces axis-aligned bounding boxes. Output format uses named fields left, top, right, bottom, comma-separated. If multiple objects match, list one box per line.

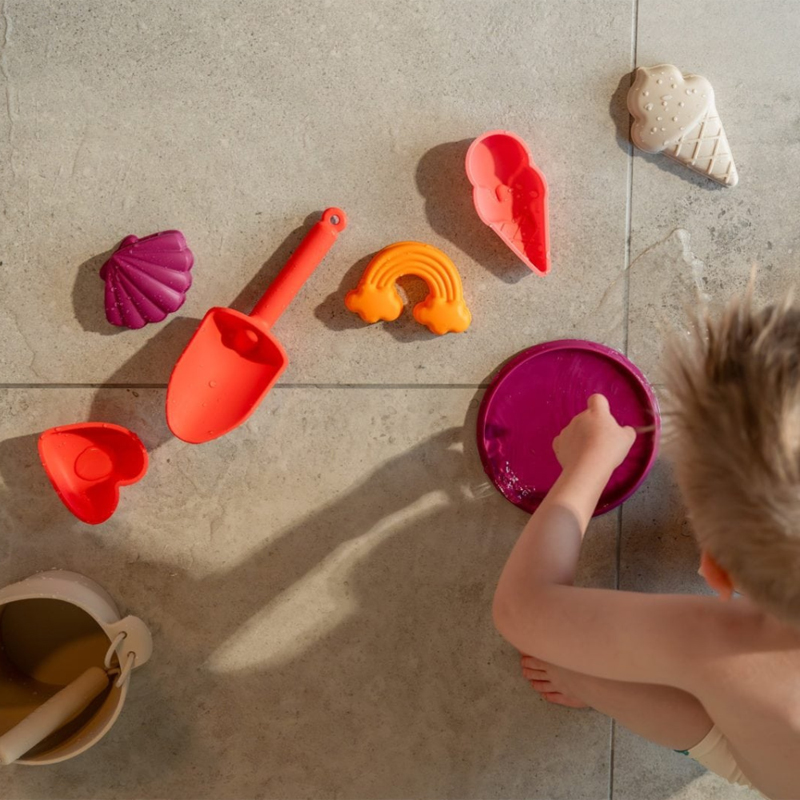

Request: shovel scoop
left=166, top=208, right=346, bottom=444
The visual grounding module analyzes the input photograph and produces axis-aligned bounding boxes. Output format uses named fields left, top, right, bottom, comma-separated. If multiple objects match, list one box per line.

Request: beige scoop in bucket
left=0, top=571, right=152, bottom=765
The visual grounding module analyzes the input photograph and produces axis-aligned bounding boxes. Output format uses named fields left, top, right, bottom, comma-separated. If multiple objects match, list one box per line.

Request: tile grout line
left=609, top=719, right=618, bottom=800
left=621, top=0, right=640, bottom=360
left=612, top=1, right=639, bottom=797
left=616, top=504, right=624, bottom=590
left=610, top=503, right=624, bottom=800
left=0, top=384, right=169, bottom=390
left=0, top=383, right=491, bottom=390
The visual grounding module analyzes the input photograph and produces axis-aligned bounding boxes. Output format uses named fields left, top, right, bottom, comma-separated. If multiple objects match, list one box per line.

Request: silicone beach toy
left=465, top=130, right=550, bottom=274
left=628, top=64, right=737, bottom=187
left=38, top=423, right=148, bottom=525
left=100, top=230, right=194, bottom=329
left=345, top=241, right=471, bottom=335
left=477, top=340, right=660, bottom=515
left=167, top=208, right=347, bottom=444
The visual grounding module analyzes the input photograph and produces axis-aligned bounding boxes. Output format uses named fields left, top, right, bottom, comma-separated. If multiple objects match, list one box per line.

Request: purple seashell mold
left=100, top=230, right=194, bottom=329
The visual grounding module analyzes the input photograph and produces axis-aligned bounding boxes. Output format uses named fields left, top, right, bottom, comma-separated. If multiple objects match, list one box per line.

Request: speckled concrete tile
left=0, top=387, right=616, bottom=799
left=0, top=0, right=632, bottom=385
left=627, top=0, right=800, bottom=382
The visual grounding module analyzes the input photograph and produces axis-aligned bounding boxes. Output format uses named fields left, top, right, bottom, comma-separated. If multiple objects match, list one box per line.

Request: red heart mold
left=38, top=423, right=148, bottom=525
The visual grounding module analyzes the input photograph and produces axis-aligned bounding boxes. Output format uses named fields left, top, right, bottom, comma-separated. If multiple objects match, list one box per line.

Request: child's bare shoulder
left=691, top=598, right=800, bottom=684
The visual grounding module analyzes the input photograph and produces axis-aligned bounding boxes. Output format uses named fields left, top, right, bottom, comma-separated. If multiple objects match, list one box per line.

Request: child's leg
left=522, top=655, right=712, bottom=751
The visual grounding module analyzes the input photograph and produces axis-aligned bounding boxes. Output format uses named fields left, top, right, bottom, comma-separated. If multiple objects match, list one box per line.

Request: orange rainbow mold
left=345, top=241, right=471, bottom=335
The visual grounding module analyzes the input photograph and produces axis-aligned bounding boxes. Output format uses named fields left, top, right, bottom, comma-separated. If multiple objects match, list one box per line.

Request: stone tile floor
left=0, top=0, right=793, bottom=797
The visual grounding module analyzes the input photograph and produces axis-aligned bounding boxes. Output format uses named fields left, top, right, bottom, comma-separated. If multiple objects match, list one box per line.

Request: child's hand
left=553, top=394, right=636, bottom=475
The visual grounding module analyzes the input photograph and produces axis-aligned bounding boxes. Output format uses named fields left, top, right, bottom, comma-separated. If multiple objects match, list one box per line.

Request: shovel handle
left=251, top=208, right=347, bottom=327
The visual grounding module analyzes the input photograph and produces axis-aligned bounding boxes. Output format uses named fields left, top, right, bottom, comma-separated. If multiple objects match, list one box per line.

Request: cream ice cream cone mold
left=628, top=64, right=737, bottom=187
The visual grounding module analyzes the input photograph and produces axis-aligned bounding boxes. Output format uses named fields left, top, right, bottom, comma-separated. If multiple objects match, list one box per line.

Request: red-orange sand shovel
left=166, top=208, right=347, bottom=444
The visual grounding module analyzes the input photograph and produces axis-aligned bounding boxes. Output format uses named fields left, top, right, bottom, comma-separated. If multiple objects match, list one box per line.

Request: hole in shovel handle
left=323, top=207, right=347, bottom=232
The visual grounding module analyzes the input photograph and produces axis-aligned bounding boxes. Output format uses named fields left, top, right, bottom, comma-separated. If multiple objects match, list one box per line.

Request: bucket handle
left=104, top=633, right=135, bottom=689
left=103, top=614, right=153, bottom=683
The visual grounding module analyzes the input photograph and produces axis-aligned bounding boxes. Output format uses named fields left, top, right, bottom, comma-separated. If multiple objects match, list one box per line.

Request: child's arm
left=493, top=395, right=717, bottom=689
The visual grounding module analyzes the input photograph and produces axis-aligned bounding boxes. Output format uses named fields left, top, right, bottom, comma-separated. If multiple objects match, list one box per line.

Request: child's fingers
left=623, top=425, right=637, bottom=444
left=587, top=394, right=610, bottom=413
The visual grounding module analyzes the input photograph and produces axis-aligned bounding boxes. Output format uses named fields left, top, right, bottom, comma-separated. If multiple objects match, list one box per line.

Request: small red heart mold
left=38, top=423, right=148, bottom=525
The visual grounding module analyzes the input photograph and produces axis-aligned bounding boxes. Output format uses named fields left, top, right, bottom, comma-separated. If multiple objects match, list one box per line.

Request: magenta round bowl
left=477, top=340, right=660, bottom=516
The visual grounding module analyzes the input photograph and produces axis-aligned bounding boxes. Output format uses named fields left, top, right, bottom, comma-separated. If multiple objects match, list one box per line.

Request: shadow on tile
left=315, top=250, right=379, bottom=333
left=229, top=213, right=320, bottom=315
left=609, top=70, right=634, bottom=156
left=0, top=431, right=64, bottom=534
left=81, top=317, right=199, bottom=451
left=72, top=244, right=124, bottom=335
left=9, top=398, right=610, bottom=799
left=89, top=385, right=174, bottom=453
left=609, top=70, right=730, bottom=192
left=415, top=140, right=530, bottom=285
left=88, top=316, right=197, bottom=385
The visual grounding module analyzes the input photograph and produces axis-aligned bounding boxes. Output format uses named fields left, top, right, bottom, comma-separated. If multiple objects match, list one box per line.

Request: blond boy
left=493, top=294, right=800, bottom=799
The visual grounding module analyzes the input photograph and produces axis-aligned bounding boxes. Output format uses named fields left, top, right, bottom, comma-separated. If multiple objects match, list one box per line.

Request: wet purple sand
left=477, top=340, right=660, bottom=516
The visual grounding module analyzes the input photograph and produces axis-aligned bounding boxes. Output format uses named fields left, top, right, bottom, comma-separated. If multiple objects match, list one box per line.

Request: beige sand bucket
left=0, top=570, right=152, bottom=765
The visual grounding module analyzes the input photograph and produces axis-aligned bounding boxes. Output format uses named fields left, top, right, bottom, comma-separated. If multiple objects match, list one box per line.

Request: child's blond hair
left=665, top=288, right=800, bottom=625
